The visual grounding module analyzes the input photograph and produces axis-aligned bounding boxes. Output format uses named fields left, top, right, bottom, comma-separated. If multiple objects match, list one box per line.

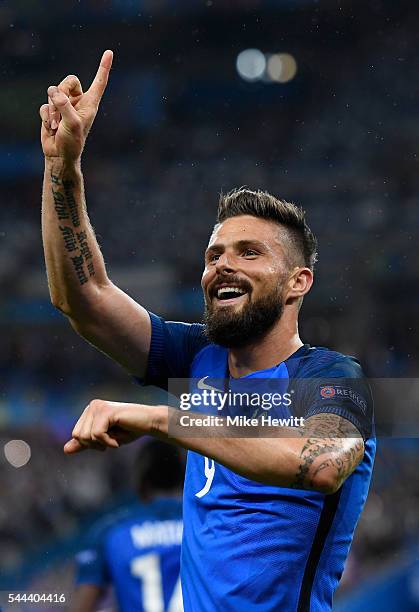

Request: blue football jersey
left=143, top=313, right=376, bottom=612
left=75, top=498, right=183, bottom=612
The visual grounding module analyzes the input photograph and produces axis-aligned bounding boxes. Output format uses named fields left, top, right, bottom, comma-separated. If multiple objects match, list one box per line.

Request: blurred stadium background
left=1, top=0, right=419, bottom=609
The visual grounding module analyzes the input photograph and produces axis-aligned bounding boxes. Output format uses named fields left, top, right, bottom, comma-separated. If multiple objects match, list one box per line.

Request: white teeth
left=217, top=287, right=246, bottom=298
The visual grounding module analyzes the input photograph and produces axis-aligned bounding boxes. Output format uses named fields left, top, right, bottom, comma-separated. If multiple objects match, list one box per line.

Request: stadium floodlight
left=4, top=439, right=31, bottom=468
left=236, top=48, right=266, bottom=82
left=266, top=53, right=297, bottom=83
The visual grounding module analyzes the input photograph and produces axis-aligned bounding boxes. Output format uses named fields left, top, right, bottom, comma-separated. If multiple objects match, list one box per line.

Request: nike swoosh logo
left=197, top=376, right=224, bottom=393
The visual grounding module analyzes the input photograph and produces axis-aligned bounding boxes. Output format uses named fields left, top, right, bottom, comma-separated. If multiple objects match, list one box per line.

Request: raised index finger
left=87, top=49, right=113, bottom=104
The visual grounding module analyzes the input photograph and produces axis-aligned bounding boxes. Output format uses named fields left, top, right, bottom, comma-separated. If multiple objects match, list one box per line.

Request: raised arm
left=40, top=51, right=151, bottom=377
left=63, top=401, right=365, bottom=495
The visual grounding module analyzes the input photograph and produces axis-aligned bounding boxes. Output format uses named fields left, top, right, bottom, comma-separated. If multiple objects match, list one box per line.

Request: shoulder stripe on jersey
left=297, top=488, right=343, bottom=612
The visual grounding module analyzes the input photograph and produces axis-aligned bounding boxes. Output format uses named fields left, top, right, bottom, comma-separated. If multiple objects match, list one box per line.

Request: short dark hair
left=134, top=439, right=185, bottom=501
left=217, top=188, right=317, bottom=270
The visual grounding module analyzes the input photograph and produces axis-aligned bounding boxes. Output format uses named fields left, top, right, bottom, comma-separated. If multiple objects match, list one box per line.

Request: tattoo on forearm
left=50, top=171, right=95, bottom=285
left=51, top=172, right=68, bottom=222
left=76, top=230, right=93, bottom=261
left=63, top=179, right=80, bottom=227
left=52, top=189, right=69, bottom=221
left=290, top=414, right=364, bottom=492
left=71, top=254, right=88, bottom=285
left=59, top=226, right=77, bottom=252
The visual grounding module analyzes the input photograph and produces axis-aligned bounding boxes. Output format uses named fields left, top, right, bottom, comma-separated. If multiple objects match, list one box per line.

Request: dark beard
left=203, top=290, right=284, bottom=348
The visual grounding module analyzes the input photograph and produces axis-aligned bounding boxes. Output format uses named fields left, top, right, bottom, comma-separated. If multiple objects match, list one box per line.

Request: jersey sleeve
left=294, top=357, right=374, bottom=441
left=74, top=529, right=110, bottom=587
left=139, top=312, right=209, bottom=389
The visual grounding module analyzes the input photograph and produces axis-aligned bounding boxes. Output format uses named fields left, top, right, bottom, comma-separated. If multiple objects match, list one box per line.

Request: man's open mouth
left=213, top=286, right=249, bottom=305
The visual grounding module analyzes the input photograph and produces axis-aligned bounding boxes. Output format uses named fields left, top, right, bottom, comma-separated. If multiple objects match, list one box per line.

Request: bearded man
left=40, top=51, right=375, bottom=612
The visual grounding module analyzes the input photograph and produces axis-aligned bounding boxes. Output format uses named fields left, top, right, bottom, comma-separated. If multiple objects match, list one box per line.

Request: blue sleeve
left=295, top=357, right=374, bottom=441
left=141, top=312, right=209, bottom=390
left=74, top=530, right=110, bottom=587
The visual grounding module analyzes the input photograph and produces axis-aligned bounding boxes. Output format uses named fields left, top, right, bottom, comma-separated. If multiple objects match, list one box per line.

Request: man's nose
left=215, top=252, right=236, bottom=274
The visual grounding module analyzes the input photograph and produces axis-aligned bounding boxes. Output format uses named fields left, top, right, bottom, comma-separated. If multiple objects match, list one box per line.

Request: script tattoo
left=59, top=226, right=77, bottom=252
left=50, top=172, right=68, bottom=222
left=76, top=230, right=93, bottom=260
left=63, top=179, right=80, bottom=227
left=52, top=189, right=69, bottom=220
left=291, top=414, right=364, bottom=493
left=71, top=254, right=88, bottom=285
left=51, top=171, right=93, bottom=286
left=51, top=172, right=61, bottom=185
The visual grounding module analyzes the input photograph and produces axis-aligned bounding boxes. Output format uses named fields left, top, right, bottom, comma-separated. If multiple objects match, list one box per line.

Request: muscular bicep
left=69, top=282, right=151, bottom=378
left=290, top=413, right=365, bottom=494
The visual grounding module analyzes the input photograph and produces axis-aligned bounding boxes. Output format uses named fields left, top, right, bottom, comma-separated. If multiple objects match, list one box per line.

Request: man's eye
left=209, top=254, right=220, bottom=262
left=243, top=249, right=258, bottom=257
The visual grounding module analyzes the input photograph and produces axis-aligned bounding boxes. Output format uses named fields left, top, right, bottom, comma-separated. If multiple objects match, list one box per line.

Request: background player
left=40, top=51, right=375, bottom=610
left=71, top=439, right=184, bottom=612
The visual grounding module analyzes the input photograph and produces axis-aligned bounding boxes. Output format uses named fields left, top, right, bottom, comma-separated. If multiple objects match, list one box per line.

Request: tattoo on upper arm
left=290, top=414, right=365, bottom=493
left=51, top=171, right=96, bottom=286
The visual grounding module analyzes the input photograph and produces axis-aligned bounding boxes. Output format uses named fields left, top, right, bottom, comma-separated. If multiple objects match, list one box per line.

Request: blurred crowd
left=0, top=427, right=138, bottom=583
left=1, top=0, right=418, bottom=595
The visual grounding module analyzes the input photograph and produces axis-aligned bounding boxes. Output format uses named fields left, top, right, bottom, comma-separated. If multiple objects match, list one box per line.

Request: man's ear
left=285, top=267, right=313, bottom=303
